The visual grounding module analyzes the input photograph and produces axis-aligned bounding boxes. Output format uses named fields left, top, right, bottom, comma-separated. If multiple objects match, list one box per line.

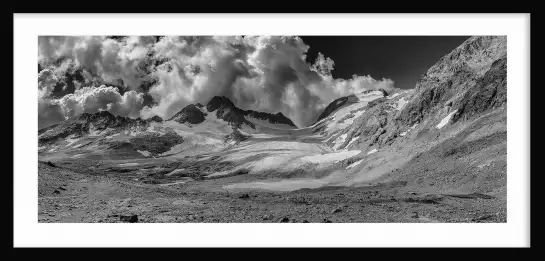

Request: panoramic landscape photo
left=38, top=35, right=507, bottom=223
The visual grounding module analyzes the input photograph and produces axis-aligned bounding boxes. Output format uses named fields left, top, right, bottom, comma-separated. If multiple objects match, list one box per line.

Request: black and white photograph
left=14, top=14, right=530, bottom=247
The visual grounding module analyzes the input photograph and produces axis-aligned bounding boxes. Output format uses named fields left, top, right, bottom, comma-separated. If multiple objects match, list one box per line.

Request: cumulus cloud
left=38, top=85, right=144, bottom=129
left=39, top=35, right=396, bottom=128
left=39, top=36, right=155, bottom=91
left=38, top=68, right=58, bottom=100
left=140, top=36, right=396, bottom=127
left=57, top=85, right=144, bottom=118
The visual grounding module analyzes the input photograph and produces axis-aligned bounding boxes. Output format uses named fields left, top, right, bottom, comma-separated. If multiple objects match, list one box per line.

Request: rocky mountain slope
left=319, top=36, right=507, bottom=155
left=38, top=111, right=162, bottom=144
left=398, top=36, right=506, bottom=127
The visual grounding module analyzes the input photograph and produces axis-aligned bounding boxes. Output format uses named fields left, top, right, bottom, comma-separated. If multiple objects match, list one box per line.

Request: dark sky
left=300, top=36, right=471, bottom=90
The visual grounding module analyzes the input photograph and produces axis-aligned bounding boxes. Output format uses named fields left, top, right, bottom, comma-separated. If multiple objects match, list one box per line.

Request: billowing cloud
left=38, top=85, right=144, bottom=129
left=39, top=36, right=396, bottom=128
left=39, top=36, right=155, bottom=91
left=38, top=68, right=58, bottom=100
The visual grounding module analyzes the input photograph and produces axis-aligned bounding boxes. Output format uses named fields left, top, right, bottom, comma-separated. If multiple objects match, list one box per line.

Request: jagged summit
left=168, top=104, right=206, bottom=124
left=206, top=96, right=236, bottom=112
left=169, top=95, right=297, bottom=128
left=245, top=110, right=296, bottom=127
left=146, top=115, right=163, bottom=123
left=204, top=96, right=252, bottom=128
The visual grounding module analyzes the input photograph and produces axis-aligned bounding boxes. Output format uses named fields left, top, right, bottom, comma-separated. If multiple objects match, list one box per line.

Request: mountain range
left=38, top=36, right=507, bottom=195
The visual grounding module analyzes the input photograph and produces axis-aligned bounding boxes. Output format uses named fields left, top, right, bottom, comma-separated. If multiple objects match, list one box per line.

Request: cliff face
left=397, top=36, right=506, bottom=127
left=317, top=36, right=507, bottom=153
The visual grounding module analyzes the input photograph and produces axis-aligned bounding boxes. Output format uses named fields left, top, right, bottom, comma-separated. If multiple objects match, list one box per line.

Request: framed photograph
left=13, top=13, right=531, bottom=247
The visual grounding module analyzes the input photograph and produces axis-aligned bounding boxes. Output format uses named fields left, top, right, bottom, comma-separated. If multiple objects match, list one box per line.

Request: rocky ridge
left=319, top=36, right=507, bottom=153
left=38, top=111, right=163, bottom=145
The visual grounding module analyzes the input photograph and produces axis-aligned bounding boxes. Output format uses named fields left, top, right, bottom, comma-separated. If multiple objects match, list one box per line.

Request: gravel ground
left=38, top=160, right=506, bottom=223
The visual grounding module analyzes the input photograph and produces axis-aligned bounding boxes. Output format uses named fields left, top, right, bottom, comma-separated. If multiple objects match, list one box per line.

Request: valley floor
left=38, top=160, right=506, bottom=223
